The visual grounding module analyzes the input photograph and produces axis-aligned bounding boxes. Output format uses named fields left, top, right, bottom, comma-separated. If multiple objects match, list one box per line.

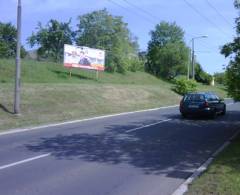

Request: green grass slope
left=0, top=59, right=227, bottom=130
left=0, top=59, right=171, bottom=85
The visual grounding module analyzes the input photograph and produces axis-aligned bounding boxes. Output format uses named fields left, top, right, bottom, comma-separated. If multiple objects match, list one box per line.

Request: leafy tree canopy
left=221, top=1, right=240, bottom=100
left=194, top=63, right=212, bottom=85
left=28, top=19, right=75, bottom=62
left=0, top=22, right=26, bottom=58
left=214, top=72, right=226, bottom=85
left=75, top=9, right=140, bottom=73
left=146, top=22, right=189, bottom=79
left=148, top=21, right=185, bottom=48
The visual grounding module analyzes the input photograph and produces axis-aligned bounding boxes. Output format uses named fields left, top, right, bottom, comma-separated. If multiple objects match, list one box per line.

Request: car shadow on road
left=25, top=110, right=240, bottom=179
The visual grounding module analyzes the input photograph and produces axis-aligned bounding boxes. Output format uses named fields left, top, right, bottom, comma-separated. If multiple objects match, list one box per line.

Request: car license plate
left=188, top=105, right=199, bottom=108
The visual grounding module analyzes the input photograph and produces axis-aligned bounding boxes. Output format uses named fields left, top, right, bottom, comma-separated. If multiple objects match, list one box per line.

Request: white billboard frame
left=64, top=44, right=105, bottom=72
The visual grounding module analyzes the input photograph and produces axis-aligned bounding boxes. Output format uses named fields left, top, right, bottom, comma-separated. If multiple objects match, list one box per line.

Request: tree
left=195, top=63, right=212, bottom=85
left=221, top=1, right=240, bottom=100
left=28, top=19, right=75, bottom=62
left=75, top=9, right=140, bottom=73
left=214, top=72, right=226, bottom=85
left=0, top=22, right=26, bottom=58
left=146, top=22, right=189, bottom=79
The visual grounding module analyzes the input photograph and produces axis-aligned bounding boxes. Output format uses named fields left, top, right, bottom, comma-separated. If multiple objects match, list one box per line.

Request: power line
left=183, top=0, right=231, bottom=38
left=205, top=0, right=233, bottom=27
left=108, top=0, right=221, bottom=52
left=120, top=1, right=218, bottom=50
left=122, top=0, right=159, bottom=22
left=122, top=0, right=212, bottom=48
left=195, top=50, right=215, bottom=53
left=107, top=0, right=156, bottom=25
left=184, top=31, right=221, bottom=51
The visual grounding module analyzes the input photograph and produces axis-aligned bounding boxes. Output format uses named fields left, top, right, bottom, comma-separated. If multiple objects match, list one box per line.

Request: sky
left=0, top=0, right=238, bottom=74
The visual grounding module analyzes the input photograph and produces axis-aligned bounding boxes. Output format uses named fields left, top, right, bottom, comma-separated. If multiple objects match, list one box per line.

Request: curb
left=172, top=127, right=240, bottom=195
left=0, top=104, right=178, bottom=136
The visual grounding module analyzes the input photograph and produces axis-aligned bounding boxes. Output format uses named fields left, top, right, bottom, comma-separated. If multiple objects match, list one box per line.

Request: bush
left=173, top=78, right=197, bottom=95
left=195, top=71, right=212, bottom=85
left=127, top=58, right=144, bottom=72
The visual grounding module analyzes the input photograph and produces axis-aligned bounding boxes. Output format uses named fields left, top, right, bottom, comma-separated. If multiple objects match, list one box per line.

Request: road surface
left=0, top=101, right=239, bottom=195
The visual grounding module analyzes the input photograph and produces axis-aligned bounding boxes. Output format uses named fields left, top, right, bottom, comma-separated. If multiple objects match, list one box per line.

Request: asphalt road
left=0, top=101, right=240, bottom=195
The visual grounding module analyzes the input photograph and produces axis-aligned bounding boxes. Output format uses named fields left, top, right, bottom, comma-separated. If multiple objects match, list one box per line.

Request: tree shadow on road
left=25, top=110, right=240, bottom=179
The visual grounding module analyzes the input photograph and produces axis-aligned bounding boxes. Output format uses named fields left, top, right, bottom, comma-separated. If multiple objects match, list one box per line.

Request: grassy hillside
left=0, top=59, right=171, bottom=85
left=0, top=59, right=227, bottom=131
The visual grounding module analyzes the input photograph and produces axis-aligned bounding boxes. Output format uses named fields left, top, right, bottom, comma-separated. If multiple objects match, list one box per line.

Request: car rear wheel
left=221, top=106, right=226, bottom=115
left=181, top=113, right=187, bottom=118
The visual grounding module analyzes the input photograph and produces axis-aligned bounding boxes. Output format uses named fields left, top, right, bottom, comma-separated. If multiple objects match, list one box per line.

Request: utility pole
left=190, top=35, right=208, bottom=80
left=14, top=0, right=22, bottom=114
left=191, top=39, right=195, bottom=80
left=187, top=49, right=191, bottom=80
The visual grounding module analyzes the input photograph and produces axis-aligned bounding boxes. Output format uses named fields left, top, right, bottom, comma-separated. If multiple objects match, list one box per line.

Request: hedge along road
left=0, top=101, right=239, bottom=195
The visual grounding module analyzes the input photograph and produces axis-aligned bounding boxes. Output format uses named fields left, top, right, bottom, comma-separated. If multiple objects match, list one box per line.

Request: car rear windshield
left=184, top=94, right=205, bottom=102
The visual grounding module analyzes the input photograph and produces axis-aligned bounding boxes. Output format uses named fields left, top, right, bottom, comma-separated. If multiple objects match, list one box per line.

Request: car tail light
left=204, top=101, right=209, bottom=107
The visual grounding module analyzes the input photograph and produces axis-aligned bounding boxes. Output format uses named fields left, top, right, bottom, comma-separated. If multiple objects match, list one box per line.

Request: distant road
left=0, top=101, right=239, bottom=195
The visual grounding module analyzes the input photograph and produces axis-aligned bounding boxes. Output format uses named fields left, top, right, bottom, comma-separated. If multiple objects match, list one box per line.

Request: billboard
left=64, top=44, right=105, bottom=71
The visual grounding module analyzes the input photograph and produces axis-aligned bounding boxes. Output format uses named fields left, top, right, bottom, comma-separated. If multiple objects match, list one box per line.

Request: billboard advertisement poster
left=64, top=44, right=105, bottom=71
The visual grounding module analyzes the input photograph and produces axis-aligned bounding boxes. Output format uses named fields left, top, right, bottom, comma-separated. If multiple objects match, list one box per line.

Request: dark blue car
left=180, top=92, right=226, bottom=118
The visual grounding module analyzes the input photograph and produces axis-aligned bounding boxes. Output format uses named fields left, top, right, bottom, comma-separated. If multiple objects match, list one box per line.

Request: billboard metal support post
left=14, top=0, right=22, bottom=115
left=96, top=70, right=99, bottom=81
left=69, top=68, right=72, bottom=78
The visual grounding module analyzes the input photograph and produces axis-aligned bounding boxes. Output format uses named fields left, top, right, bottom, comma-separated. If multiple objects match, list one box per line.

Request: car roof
left=186, top=92, right=216, bottom=96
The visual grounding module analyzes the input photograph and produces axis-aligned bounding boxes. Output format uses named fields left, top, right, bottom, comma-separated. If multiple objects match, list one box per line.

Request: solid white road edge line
left=0, top=153, right=51, bottom=171
left=172, top=128, right=240, bottom=195
left=172, top=157, right=214, bottom=195
left=0, top=105, right=178, bottom=136
left=126, top=119, right=172, bottom=133
left=0, top=99, right=236, bottom=136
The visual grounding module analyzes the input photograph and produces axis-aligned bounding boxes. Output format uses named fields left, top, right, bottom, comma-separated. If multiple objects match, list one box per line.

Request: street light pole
left=187, top=48, right=191, bottom=80
left=190, top=35, right=208, bottom=80
left=191, top=38, right=195, bottom=80
left=14, top=0, right=22, bottom=114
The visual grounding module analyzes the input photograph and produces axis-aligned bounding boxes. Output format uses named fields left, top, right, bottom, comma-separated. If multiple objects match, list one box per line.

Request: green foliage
left=28, top=19, right=75, bottom=62
left=146, top=22, right=189, bottom=79
left=0, top=22, right=26, bottom=58
left=139, top=51, right=147, bottom=63
left=225, top=60, right=240, bottom=100
left=220, top=1, right=240, bottom=100
left=126, top=57, right=144, bottom=72
left=75, top=9, right=139, bottom=73
left=173, top=78, right=197, bottom=95
left=214, top=72, right=226, bottom=85
left=195, top=63, right=212, bottom=85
